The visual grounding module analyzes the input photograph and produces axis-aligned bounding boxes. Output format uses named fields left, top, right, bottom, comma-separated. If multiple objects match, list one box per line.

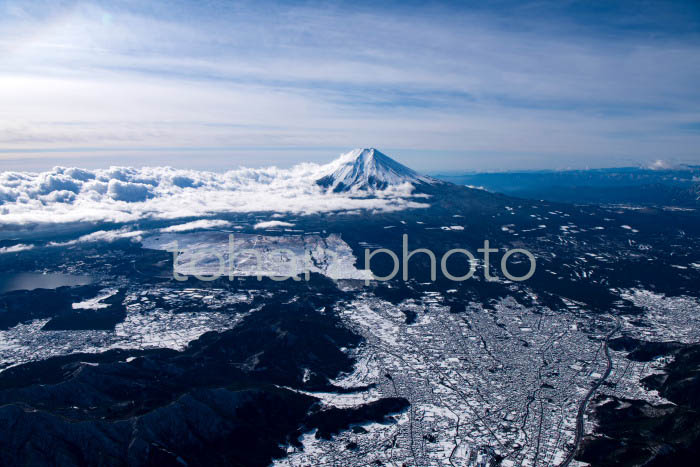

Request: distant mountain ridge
left=316, top=148, right=438, bottom=192
left=434, top=167, right=700, bottom=206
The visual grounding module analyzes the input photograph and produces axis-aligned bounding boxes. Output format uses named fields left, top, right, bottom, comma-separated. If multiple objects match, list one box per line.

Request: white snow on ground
left=619, top=288, right=700, bottom=343
left=72, top=288, right=119, bottom=310
left=0, top=289, right=254, bottom=372
left=142, top=231, right=372, bottom=280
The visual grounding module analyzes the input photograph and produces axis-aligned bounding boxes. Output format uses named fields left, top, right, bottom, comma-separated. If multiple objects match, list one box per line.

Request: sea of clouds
left=0, top=161, right=428, bottom=232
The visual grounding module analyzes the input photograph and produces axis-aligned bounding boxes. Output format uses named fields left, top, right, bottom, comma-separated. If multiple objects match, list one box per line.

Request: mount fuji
left=316, top=148, right=438, bottom=192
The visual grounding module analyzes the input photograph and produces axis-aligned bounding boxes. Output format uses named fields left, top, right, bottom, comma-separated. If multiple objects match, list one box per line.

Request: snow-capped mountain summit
left=316, top=148, right=437, bottom=192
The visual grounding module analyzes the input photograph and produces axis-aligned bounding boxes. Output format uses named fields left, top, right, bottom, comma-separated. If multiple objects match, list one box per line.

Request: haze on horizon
left=1, top=0, right=699, bottom=172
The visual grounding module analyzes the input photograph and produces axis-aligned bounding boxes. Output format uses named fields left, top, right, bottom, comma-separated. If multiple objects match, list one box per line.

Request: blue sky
left=1, top=0, right=699, bottom=172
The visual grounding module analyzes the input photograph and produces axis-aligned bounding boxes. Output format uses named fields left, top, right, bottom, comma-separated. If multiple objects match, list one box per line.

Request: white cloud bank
left=0, top=157, right=429, bottom=231
left=161, top=219, right=233, bottom=233
left=254, top=221, right=295, bottom=230
left=0, top=244, right=35, bottom=254
left=47, top=228, right=146, bottom=247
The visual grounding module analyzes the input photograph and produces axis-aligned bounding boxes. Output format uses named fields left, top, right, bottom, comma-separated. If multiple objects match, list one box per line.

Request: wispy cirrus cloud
left=1, top=0, right=699, bottom=170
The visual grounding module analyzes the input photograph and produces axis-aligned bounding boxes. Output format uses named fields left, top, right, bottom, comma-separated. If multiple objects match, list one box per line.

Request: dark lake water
left=0, top=273, right=94, bottom=294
